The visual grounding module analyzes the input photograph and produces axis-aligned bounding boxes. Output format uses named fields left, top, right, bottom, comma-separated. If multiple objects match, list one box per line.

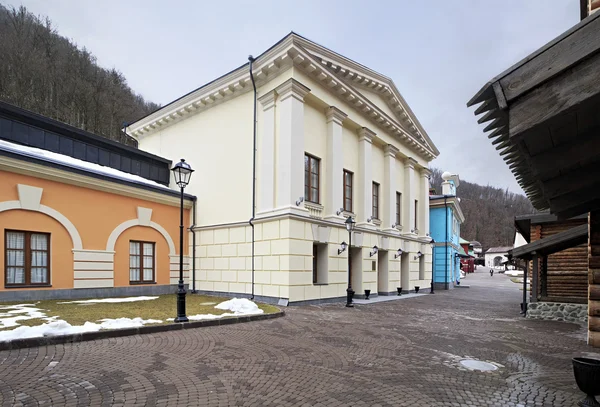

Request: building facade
left=485, top=247, right=511, bottom=269
left=0, top=102, right=192, bottom=300
left=429, top=173, right=464, bottom=289
left=126, top=33, right=439, bottom=304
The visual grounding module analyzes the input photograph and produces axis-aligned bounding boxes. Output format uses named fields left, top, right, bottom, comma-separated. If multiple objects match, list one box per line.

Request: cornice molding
left=0, top=156, right=193, bottom=209
left=420, top=168, right=432, bottom=177
left=126, top=33, right=437, bottom=160
left=384, top=144, right=400, bottom=158
left=358, top=127, right=376, bottom=143
left=404, top=157, right=418, bottom=169
left=258, top=90, right=277, bottom=110
left=275, top=78, right=310, bottom=102
left=325, top=106, right=347, bottom=125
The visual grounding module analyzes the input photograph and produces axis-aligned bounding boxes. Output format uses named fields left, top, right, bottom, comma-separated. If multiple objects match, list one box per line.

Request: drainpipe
left=189, top=197, right=197, bottom=293
left=248, top=55, right=257, bottom=300
left=444, top=195, right=448, bottom=290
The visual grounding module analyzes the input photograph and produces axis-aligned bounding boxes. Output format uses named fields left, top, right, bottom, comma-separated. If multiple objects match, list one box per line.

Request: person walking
left=490, top=267, right=494, bottom=277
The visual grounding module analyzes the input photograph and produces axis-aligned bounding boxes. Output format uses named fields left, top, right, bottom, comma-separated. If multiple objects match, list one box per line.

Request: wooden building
left=468, top=9, right=600, bottom=346
left=514, top=213, right=588, bottom=303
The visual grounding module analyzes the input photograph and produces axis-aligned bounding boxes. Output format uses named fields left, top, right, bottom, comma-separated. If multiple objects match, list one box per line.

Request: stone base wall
left=526, top=302, right=588, bottom=324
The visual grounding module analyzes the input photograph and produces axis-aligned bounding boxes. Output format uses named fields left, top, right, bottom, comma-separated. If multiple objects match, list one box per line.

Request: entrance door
left=400, top=252, right=410, bottom=292
left=377, top=250, right=388, bottom=294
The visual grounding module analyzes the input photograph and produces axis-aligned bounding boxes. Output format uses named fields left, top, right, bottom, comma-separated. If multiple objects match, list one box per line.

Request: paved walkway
left=1, top=269, right=598, bottom=406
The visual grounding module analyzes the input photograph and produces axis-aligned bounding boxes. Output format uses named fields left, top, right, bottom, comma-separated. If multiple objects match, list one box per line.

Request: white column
left=275, top=78, right=310, bottom=215
left=357, top=127, right=376, bottom=229
left=325, top=106, right=347, bottom=222
left=383, top=144, right=400, bottom=234
left=403, top=157, right=417, bottom=235
left=257, top=90, right=276, bottom=215
left=420, top=168, right=431, bottom=237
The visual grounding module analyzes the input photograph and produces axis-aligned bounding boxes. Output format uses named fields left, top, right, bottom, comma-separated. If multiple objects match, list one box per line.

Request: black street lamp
left=430, top=238, right=436, bottom=294
left=171, top=158, right=194, bottom=323
left=344, top=216, right=356, bottom=308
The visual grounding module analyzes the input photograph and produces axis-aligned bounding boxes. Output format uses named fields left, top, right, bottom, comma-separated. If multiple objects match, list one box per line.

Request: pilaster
left=403, top=157, right=417, bottom=235
left=275, top=78, right=310, bottom=216
left=420, top=168, right=432, bottom=237
left=383, top=144, right=400, bottom=234
left=357, top=127, right=376, bottom=230
left=324, top=106, right=347, bottom=223
left=257, top=90, right=276, bottom=215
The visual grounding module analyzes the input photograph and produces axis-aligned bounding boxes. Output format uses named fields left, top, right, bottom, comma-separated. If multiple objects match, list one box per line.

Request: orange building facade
left=0, top=102, right=193, bottom=301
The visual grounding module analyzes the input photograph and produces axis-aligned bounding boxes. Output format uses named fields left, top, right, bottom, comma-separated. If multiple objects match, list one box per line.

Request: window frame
left=4, top=229, right=51, bottom=287
left=414, top=199, right=419, bottom=230
left=304, top=153, right=320, bottom=204
left=343, top=169, right=353, bottom=213
left=396, top=192, right=402, bottom=226
left=129, top=240, right=156, bottom=284
left=372, top=182, right=380, bottom=220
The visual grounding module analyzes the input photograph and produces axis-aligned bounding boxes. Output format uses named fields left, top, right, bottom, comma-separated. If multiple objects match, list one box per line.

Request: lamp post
left=344, top=216, right=356, bottom=307
left=430, top=238, right=436, bottom=294
left=171, top=158, right=194, bottom=323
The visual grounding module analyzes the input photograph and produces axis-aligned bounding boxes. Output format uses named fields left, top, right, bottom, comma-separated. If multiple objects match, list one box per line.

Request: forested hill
left=430, top=168, right=536, bottom=250
left=0, top=5, right=159, bottom=146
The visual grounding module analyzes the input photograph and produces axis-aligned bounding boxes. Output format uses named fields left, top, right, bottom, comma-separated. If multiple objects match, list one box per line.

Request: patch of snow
left=198, top=302, right=216, bottom=306
left=0, top=305, right=53, bottom=328
left=186, top=314, right=231, bottom=321
left=58, top=296, right=159, bottom=304
left=505, top=270, right=524, bottom=276
left=460, top=359, right=499, bottom=371
left=215, top=298, right=264, bottom=315
left=96, top=317, right=162, bottom=329
left=0, top=139, right=172, bottom=190
left=0, top=320, right=102, bottom=341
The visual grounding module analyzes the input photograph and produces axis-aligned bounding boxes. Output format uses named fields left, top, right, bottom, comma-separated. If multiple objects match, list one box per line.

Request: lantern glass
left=171, top=159, right=194, bottom=188
left=345, top=216, right=356, bottom=232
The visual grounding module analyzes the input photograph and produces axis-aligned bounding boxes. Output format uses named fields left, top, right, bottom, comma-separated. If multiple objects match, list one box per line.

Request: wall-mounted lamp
left=394, top=248, right=403, bottom=259
left=338, top=241, right=348, bottom=255
left=296, top=196, right=304, bottom=206
left=414, top=251, right=423, bottom=260
left=369, top=245, right=378, bottom=257
left=336, top=208, right=344, bottom=216
left=391, top=223, right=397, bottom=229
left=367, top=217, right=373, bottom=223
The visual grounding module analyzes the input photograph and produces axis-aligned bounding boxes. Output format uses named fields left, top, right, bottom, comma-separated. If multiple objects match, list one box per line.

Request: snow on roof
left=0, top=139, right=172, bottom=191
left=485, top=246, right=513, bottom=254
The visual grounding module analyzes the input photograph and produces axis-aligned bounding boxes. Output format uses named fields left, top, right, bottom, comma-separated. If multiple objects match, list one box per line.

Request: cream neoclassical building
left=126, top=33, right=439, bottom=304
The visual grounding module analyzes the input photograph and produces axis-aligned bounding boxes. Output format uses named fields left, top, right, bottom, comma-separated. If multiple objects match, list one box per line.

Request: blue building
left=429, top=172, right=465, bottom=290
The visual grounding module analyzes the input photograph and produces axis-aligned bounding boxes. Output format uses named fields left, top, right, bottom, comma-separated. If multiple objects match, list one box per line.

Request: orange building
left=0, top=102, right=194, bottom=300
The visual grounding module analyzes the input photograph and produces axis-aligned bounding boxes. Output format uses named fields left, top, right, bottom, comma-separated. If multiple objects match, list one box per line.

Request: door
left=377, top=250, right=388, bottom=294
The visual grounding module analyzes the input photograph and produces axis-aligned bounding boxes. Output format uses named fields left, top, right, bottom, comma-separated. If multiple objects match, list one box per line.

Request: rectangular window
left=312, top=244, right=318, bottom=284
left=130, top=241, right=155, bottom=283
left=5, top=230, right=50, bottom=286
left=372, top=182, right=379, bottom=220
left=414, top=200, right=418, bottom=230
left=343, top=170, right=353, bottom=212
left=312, top=243, right=328, bottom=284
left=396, top=192, right=402, bottom=226
left=304, top=154, right=320, bottom=203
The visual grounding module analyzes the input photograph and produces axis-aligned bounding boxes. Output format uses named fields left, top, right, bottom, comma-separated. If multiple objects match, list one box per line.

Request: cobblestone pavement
left=1, top=268, right=598, bottom=406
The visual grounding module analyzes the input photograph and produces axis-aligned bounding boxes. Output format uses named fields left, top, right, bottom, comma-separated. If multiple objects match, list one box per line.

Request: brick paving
left=1, top=268, right=599, bottom=406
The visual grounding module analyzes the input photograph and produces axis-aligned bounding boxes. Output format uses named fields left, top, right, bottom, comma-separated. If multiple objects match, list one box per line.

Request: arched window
left=493, top=256, right=502, bottom=267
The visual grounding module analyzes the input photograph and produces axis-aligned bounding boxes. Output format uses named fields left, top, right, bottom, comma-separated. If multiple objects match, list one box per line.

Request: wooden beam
left=500, top=14, right=600, bottom=102
left=543, top=162, right=600, bottom=199
left=550, top=188, right=600, bottom=215
left=532, top=253, right=539, bottom=302
left=529, top=125, right=600, bottom=180
left=509, top=50, right=600, bottom=138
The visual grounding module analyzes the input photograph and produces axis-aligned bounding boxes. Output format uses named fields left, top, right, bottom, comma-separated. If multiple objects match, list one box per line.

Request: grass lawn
left=0, top=295, right=279, bottom=329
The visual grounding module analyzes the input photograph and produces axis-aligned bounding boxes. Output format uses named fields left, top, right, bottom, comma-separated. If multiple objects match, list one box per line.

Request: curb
left=0, top=311, right=285, bottom=351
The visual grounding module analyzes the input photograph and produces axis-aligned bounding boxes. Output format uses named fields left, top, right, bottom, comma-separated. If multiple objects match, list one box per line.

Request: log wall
left=528, top=219, right=588, bottom=301
left=589, top=210, right=600, bottom=347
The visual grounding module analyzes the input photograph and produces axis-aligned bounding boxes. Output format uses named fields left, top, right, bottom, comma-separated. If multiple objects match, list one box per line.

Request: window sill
left=372, top=218, right=382, bottom=227
left=5, top=284, right=52, bottom=289
left=129, top=281, right=157, bottom=285
left=313, top=283, right=328, bottom=286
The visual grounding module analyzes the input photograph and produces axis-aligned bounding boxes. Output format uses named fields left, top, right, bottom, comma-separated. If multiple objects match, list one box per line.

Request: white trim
left=106, top=218, right=176, bottom=255
left=0, top=199, right=83, bottom=250
left=72, top=249, right=115, bottom=262
left=74, top=271, right=113, bottom=279
left=74, top=279, right=114, bottom=288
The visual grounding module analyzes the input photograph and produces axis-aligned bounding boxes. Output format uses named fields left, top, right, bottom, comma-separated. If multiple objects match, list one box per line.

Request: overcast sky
left=11, top=0, right=578, bottom=194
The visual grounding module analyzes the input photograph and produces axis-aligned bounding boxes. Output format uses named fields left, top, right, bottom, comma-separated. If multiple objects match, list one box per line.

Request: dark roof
left=470, top=241, right=482, bottom=247
left=0, top=101, right=172, bottom=186
left=510, top=224, right=588, bottom=260
left=514, top=212, right=588, bottom=242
